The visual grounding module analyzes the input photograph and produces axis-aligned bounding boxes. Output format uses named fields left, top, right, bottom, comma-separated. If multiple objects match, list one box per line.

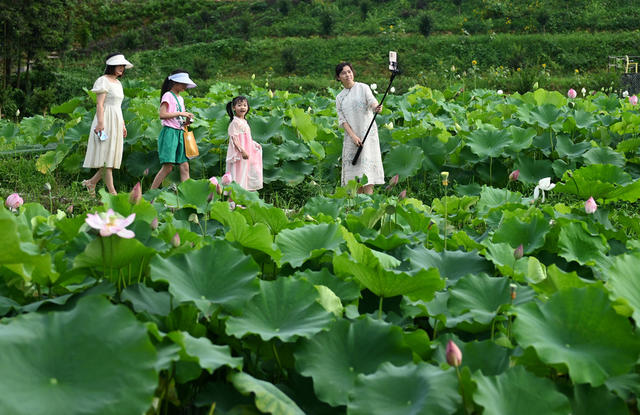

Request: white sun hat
left=105, top=54, right=133, bottom=69
left=168, top=72, right=197, bottom=88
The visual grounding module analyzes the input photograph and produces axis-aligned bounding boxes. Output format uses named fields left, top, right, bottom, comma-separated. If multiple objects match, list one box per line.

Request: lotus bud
left=15, top=109, right=20, bottom=117
left=143, top=168, right=150, bottom=176
left=44, top=182, right=51, bottom=192
left=221, top=172, right=233, bottom=186
left=630, top=95, right=638, bottom=105
left=66, top=204, right=74, bottom=215
left=509, top=169, right=519, bottom=181
left=207, top=193, right=214, bottom=202
left=510, top=283, right=517, bottom=301
left=389, top=174, right=399, bottom=187
left=441, top=171, right=449, bottom=186
left=532, top=82, right=539, bottom=90
left=446, top=340, right=462, bottom=367
left=188, top=213, right=199, bottom=224
left=268, top=89, right=274, bottom=99
left=622, top=90, right=629, bottom=98
left=390, top=87, right=395, bottom=93
left=150, top=217, right=159, bottom=230
left=129, top=182, right=142, bottom=204
left=581, top=87, right=586, bottom=96
left=497, top=89, right=503, bottom=95
left=567, top=88, right=577, bottom=99
left=171, top=232, right=180, bottom=247
left=514, top=244, right=524, bottom=260
left=371, top=83, right=378, bottom=91
left=5, top=193, right=23, bottom=211
left=385, top=185, right=392, bottom=192
left=398, top=189, right=407, bottom=200
left=585, top=196, right=597, bottom=214
left=251, top=73, right=256, bottom=80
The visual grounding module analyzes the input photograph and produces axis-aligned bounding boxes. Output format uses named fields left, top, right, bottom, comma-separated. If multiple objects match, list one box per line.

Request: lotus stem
left=455, top=366, right=471, bottom=415
left=378, top=296, right=384, bottom=320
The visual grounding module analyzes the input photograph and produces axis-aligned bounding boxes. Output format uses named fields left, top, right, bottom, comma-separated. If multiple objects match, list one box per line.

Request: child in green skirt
left=150, top=69, right=197, bottom=189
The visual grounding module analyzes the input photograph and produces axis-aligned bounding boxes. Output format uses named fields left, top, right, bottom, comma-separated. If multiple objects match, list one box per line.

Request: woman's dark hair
left=226, top=96, right=250, bottom=122
left=160, top=69, right=189, bottom=102
left=335, top=62, right=355, bottom=80
left=104, top=52, right=125, bottom=76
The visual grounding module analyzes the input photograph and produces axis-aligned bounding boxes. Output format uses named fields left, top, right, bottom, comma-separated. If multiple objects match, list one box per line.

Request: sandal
left=81, top=180, right=96, bottom=197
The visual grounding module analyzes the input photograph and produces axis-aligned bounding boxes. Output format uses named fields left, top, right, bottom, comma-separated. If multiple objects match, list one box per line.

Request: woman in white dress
left=81, top=53, right=133, bottom=195
left=335, top=62, right=385, bottom=194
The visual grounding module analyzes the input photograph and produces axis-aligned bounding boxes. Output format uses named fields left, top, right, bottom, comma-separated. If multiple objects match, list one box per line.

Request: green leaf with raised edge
left=241, top=203, right=292, bottom=235
left=605, top=252, right=640, bottom=324
left=295, top=317, right=413, bottom=406
left=293, top=268, right=361, bottom=302
left=513, top=286, right=640, bottom=386
left=532, top=264, right=592, bottom=297
left=514, top=155, right=554, bottom=185
left=474, top=366, right=571, bottom=415
left=529, top=104, right=564, bottom=130
left=507, top=126, right=536, bottom=152
left=121, top=284, right=171, bottom=316
left=289, top=107, right=317, bottom=142
left=308, top=140, right=326, bottom=160
left=249, top=115, right=283, bottom=143
left=0, top=295, right=157, bottom=415
left=277, top=139, right=309, bottom=161
left=582, top=147, right=625, bottom=167
left=275, top=223, right=343, bottom=267
left=557, top=222, right=609, bottom=266
left=492, top=209, right=551, bottom=254
left=265, top=160, right=314, bottom=185
left=167, top=331, right=242, bottom=373
left=555, top=135, right=591, bottom=159
left=475, top=186, right=523, bottom=217
left=383, top=144, right=425, bottom=179
left=230, top=372, right=305, bottom=415
left=467, top=125, right=511, bottom=159
left=149, top=241, right=260, bottom=314
left=532, top=89, right=566, bottom=107
left=156, top=179, right=213, bottom=214
left=51, top=98, right=83, bottom=115
left=406, top=245, right=492, bottom=284
left=554, top=164, right=630, bottom=199
left=225, top=278, right=334, bottom=342
left=447, top=273, right=511, bottom=326
left=571, top=384, right=630, bottom=415
left=348, top=362, right=460, bottom=415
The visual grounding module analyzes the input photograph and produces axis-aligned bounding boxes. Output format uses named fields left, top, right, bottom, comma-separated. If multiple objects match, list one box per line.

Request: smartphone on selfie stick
left=352, top=51, right=400, bottom=165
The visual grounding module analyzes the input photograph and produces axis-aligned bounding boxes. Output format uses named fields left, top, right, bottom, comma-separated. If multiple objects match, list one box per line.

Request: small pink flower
left=567, top=88, right=577, bottom=99
left=5, top=193, right=23, bottom=211
left=150, top=217, right=158, bottom=230
left=221, top=172, right=233, bottom=186
left=398, top=189, right=407, bottom=200
left=585, top=196, right=597, bottom=214
left=389, top=174, right=399, bottom=187
left=129, top=182, right=142, bottom=204
left=514, top=244, right=524, bottom=260
left=85, top=209, right=136, bottom=239
left=171, top=232, right=180, bottom=247
left=446, top=340, right=462, bottom=367
left=509, top=170, right=520, bottom=181
left=629, top=95, right=638, bottom=105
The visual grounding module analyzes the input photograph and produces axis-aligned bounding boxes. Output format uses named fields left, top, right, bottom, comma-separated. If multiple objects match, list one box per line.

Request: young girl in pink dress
left=225, top=96, right=263, bottom=191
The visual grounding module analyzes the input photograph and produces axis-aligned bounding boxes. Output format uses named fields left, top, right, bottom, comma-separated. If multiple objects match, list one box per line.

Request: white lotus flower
left=390, top=87, right=396, bottom=93
left=533, top=177, right=555, bottom=203
left=623, top=90, right=629, bottom=98
left=370, top=83, right=377, bottom=91
left=581, top=87, right=586, bottom=96
left=497, top=89, right=503, bottom=95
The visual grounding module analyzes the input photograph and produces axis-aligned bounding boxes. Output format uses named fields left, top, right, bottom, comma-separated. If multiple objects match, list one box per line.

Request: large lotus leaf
left=531, top=264, right=592, bottom=297
left=382, top=144, right=425, bottom=179
left=571, top=384, right=629, bottom=415
left=492, top=209, right=550, bottom=254
left=51, top=98, right=83, bottom=115
left=277, top=139, right=310, bottom=161
left=210, top=202, right=281, bottom=260
left=335, top=231, right=444, bottom=300
left=295, top=317, right=413, bottom=406
left=35, top=142, right=72, bottom=174
left=225, top=278, right=334, bottom=342
left=289, top=107, right=317, bottom=142
left=406, top=245, right=493, bottom=284
left=475, top=186, right=523, bottom=217
left=275, top=223, right=343, bottom=267
left=604, top=180, right=640, bottom=203
left=302, top=196, right=343, bottom=218
left=553, top=164, right=630, bottom=199
left=433, top=338, right=512, bottom=376
left=156, top=179, right=213, bottom=214
left=348, top=362, right=460, bottom=415
left=582, top=147, right=625, bottom=167
left=121, top=284, right=171, bottom=316
left=555, top=135, right=591, bottom=159
left=167, top=331, right=242, bottom=373
left=230, top=372, right=305, bottom=415
left=447, top=273, right=511, bottom=326
left=532, top=89, right=566, bottom=107
left=293, top=268, right=361, bottom=302
left=20, top=115, right=55, bottom=140
left=414, top=136, right=460, bottom=172
left=514, top=155, right=555, bottom=185
left=149, top=241, right=260, bottom=314
left=241, top=204, right=291, bottom=234
left=513, top=286, right=640, bottom=386
left=605, top=252, right=640, bottom=324
left=557, top=221, right=609, bottom=266
left=529, top=104, right=564, bottom=130
left=0, top=295, right=157, bottom=415
left=474, top=366, right=571, bottom=415
left=125, top=150, right=162, bottom=178
left=249, top=115, right=283, bottom=143
left=507, top=126, right=536, bottom=152
left=265, top=160, right=314, bottom=185
left=466, top=125, right=511, bottom=159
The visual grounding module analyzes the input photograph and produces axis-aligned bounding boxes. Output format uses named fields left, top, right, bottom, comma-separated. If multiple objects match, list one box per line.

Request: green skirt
left=158, top=126, right=188, bottom=164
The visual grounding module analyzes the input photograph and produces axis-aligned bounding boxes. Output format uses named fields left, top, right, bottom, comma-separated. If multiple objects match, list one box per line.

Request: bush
left=281, top=48, right=297, bottom=73
left=418, top=14, right=432, bottom=37
left=319, top=12, right=335, bottom=36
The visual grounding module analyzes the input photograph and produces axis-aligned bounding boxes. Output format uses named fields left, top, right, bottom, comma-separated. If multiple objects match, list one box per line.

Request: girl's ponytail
left=226, top=101, right=234, bottom=122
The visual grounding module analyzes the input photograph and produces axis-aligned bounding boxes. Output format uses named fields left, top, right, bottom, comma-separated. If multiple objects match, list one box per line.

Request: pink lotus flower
left=221, top=172, right=233, bottom=186
left=509, top=170, right=519, bottom=181
left=389, top=174, right=399, bottom=187
left=567, top=88, right=577, bottom=99
left=209, top=176, right=222, bottom=194
left=446, top=340, right=462, bottom=367
left=585, top=196, right=597, bottom=214
left=629, top=95, right=638, bottom=105
left=129, top=182, right=142, bottom=204
left=514, top=244, right=524, bottom=260
left=85, top=209, right=136, bottom=239
left=171, top=232, right=180, bottom=247
left=5, top=193, right=23, bottom=211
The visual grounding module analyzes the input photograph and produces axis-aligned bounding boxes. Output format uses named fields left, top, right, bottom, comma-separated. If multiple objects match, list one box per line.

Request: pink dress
left=226, top=117, right=263, bottom=191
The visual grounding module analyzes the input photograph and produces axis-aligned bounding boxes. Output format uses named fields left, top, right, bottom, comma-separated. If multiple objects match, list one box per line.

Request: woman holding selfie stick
left=335, top=62, right=384, bottom=194
left=82, top=52, right=133, bottom=196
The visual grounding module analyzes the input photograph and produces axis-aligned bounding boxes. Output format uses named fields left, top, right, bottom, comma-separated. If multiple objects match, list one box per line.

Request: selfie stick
left=352, top=55, right=400, bottom=165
